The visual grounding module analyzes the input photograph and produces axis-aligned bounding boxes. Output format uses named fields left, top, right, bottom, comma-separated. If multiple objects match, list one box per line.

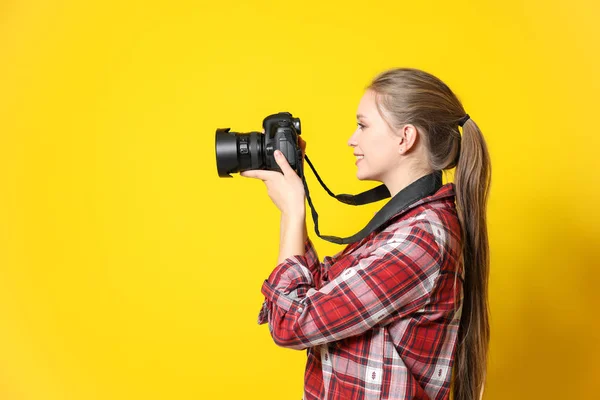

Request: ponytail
left=452, top=118, right=491, bottom=400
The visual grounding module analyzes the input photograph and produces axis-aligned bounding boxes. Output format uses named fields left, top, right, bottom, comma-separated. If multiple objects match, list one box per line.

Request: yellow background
left=1, top=0, right=599, bottom=399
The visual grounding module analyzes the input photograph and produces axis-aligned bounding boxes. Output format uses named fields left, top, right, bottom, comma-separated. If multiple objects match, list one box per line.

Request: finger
left=240, top=170, right=276, bottom=181
left=274, top=150, right=295, bottom=176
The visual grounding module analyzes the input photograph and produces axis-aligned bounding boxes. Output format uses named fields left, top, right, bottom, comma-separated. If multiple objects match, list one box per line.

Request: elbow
left=270, top=329, right=308, bottom=350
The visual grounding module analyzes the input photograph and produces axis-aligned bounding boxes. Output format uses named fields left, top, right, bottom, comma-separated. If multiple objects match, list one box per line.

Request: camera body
left=215, top=112, right=302, bottom=177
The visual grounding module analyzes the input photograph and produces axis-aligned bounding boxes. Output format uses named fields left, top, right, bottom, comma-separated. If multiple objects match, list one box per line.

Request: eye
left=357, top=122, right=365, bottom=130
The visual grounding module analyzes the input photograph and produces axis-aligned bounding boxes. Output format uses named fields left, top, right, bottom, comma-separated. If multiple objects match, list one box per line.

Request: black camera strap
left=299, top=154, right=443, bottom=245
left=304, top=156, right=391, bottom=205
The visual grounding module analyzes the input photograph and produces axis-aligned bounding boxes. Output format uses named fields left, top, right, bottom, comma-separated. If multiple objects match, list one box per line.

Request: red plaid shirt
left=258, top=183, right=463, bottom=400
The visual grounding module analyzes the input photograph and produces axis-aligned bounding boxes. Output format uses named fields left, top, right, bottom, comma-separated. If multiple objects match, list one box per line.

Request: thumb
left=274, top=150, right=295, bottom=176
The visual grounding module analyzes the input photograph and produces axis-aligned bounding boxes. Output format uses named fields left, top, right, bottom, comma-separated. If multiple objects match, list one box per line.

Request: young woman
left=241, top=68, right=491, bottom=400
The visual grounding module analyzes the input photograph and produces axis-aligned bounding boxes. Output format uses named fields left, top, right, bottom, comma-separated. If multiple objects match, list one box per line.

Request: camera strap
left=299, top=155, right=443, bottom=245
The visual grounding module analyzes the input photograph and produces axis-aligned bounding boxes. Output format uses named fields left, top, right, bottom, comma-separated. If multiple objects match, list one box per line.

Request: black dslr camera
left=215, top=112, right=302, bottom=177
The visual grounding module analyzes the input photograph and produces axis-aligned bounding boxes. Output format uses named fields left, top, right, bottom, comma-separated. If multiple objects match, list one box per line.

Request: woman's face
left=348, top=89, right=401, bottom=183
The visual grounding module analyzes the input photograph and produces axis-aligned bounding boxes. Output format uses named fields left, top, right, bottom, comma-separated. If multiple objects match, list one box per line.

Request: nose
left=348, top=129, right=359, bottom=147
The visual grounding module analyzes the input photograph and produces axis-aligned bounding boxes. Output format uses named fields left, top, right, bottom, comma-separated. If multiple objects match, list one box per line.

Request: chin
left=357, top=170, right=382, bottom=183
left=356, top=172, right=372, bottom=181
left=356, top=165, right=379, bottom=181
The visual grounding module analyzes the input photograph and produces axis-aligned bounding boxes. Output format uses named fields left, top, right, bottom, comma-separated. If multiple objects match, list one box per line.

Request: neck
left=383, top=166, right=434, bottom=198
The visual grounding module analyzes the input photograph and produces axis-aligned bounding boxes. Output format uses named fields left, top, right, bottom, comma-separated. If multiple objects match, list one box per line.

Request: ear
left=397, top=124, right=419, bottom=155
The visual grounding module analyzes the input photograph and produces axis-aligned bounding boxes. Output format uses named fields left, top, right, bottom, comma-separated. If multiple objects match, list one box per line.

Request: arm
left=278, top=213, right=307, bottom=264
left=259, top=223, right=442, bottom=350
left=279, top=213, right=322, bottom=286
left=256, top=214, right=323, bottom=327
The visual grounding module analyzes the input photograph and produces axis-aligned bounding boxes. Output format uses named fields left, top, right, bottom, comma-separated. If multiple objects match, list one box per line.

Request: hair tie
left=458, top=114, right=470, bottom=127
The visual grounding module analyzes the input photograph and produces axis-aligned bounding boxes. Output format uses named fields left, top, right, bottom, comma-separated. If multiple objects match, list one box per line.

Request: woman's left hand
left=240, top=150, right=306, bottom=217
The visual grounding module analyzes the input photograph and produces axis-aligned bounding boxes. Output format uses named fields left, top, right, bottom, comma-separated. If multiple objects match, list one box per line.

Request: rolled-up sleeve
left=257, top=238, right=318, bottom=326
left=303, top=238, right=321, bottom=284
left=257, top=224, right=442, bottom=350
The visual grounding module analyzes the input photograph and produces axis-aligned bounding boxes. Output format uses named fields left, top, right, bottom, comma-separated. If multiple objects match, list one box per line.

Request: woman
left=241, top=68, right=491, bottom=400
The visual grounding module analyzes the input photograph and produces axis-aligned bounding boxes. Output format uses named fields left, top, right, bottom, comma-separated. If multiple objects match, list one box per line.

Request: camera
left=215, top=112, right=302, bottom=178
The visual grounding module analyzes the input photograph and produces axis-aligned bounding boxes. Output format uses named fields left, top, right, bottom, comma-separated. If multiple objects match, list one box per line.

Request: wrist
left=278, top=212, right=306, bottom=265
left=282, top=210, right=305, bottom=224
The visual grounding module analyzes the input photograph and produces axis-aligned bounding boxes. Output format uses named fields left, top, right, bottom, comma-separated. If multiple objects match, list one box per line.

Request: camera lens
left=215, top=129, right=264, bottom=177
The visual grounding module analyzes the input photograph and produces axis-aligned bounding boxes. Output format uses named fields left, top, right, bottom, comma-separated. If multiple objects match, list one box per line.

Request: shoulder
left=388, top=183, right=458, bottom=228
left=371, top=184, right=461, bottom=261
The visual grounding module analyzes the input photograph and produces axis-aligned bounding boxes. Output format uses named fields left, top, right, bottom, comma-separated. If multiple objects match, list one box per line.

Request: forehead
left=357, top=90, right=378, bottom=116
left=357, top=89, right=379, bottom=119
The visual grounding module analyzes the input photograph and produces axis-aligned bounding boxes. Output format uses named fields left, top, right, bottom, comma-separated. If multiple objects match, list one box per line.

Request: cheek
left=374, top=142, right=398, bottom=168
left=372, top=139, right=394, bottom=156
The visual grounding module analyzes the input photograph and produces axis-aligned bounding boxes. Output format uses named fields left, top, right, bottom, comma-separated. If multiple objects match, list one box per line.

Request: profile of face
left=348, top=89, right=426, bottom=196
left=347, top=90, right=402, bottom=182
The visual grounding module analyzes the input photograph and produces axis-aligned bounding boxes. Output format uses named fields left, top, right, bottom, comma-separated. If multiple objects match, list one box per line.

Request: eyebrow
left=356, top=114, right=367, bottom=120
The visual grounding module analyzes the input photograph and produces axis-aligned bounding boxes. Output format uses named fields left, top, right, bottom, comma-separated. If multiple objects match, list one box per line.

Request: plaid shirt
left=258, top=183, right=463, bottom=400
